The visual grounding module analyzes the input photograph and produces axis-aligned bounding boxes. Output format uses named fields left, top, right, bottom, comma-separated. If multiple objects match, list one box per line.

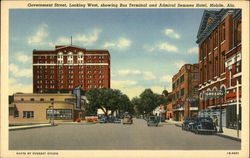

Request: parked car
left=191, top=117, right=217, bottom=134
left=147, top=116, right=159, bottom=127
left=122, top=115, right=133, bottom=124
left=107, top=115, right=116, bottom=123
left=182, top=117, right=196, bottom=131
left=114, top=117, right=121, bottom=124
left=99, top=116, right=108, bottom=123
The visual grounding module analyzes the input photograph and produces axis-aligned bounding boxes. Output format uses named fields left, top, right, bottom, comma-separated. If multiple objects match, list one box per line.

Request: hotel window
left=23, top=111, right=34, bottom=118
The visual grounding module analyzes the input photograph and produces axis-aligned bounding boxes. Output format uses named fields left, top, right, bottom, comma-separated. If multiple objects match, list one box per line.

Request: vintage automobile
left=147, top=116, right=159, bottom=127
left=182, top=117, right=196, bottom=131
left=99, top=116, right=108, bottom=123
left=122, top=114, right=133, bottom=124
left=191, top=117, right=217, bottom=134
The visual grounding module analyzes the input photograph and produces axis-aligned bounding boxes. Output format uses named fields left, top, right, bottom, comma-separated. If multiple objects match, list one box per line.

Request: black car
left=147, top=116, right=159, bottom=127
left=182, top=117, right=196, bottom=131
left=191, top=117, right=217, bottom=134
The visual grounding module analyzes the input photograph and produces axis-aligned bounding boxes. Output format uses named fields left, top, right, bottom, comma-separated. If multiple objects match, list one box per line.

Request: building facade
left=196, top=9, right=241, bottom=129
left=33, top=45, right=110, bottom=93
left=172, top=64, right=199, bottom=121
left=9, top=92, right=85, bottom=124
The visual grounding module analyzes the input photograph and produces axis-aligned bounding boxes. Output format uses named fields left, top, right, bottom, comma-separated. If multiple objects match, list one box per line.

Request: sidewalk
left=164, top=120, right=241, bottom=141
left=9, top=124, right=54, bottom=131
left=9, top=121, right=99, bottom=130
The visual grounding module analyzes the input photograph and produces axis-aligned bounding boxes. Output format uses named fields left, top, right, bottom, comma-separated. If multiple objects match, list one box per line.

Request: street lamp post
left=49, top=102, right=54, bottom=126
left=219, top=94, right=224, bottom=133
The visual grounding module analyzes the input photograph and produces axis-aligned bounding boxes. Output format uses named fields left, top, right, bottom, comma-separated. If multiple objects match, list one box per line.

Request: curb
left=9, top=124, right=56, bottom=131
left=56, top=122, right=99, bottom=125
left=215, top=133, right=241, bottom=142
left=174, top=123, right=241, bottom=141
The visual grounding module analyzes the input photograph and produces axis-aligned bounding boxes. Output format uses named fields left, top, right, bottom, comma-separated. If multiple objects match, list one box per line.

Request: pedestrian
left=213, top=116, right=218, bottom=127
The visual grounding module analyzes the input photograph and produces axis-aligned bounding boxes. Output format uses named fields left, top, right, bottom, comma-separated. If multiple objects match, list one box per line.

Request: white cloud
left=8, top=77, right=32, bottom=95
left=118, top=69, right=141, bottom=75
left=144, top=42, right=178, bottom=53
left=9, top=77, right=17, bottom=84
left=143, top=71, right=156, bottom=80
left=9, top=83, right=32, bottom=95
left=57, top=37, right=71, bottom=45
left=117, top=38, right=131, bottom=49
left=103, top=37, right=132, bottom=49
left=174, top=61, right=186, bottom=69
left=15, top=52, right=31, bottom=63
left=188, top=46, right=198, bottom=54
left=164, top=28, right=180, bottom=39
left=160, top=75, right=172, bottom=83
left=158, top=42, right=178, bottom=52
left=103, top=42, right=116, bottom=48
left=74, top=28, right=102, bottom=46
left=111, top=80, right=137, bottom=89
left=9, top=63, right=32, bottom=78
left=27, top=23, right=49, bottom=45
left=117, top=69, right=156, bottom=80
left=54, top=28, right=102, bottom=46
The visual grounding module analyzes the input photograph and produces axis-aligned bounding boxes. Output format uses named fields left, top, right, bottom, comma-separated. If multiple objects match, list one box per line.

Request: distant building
left=196, top=9, right=241, bottom=129
left=161, top=90, right=173, bottom=120
left=172, top=64, right=199, bottom=121
left=9, top=92, right=85, bottom=124
left=33, top=45, right=110, bottom=93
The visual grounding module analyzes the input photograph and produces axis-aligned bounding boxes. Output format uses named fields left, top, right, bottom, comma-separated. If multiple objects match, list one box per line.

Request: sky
left=9, top=9, right=204, bottom=99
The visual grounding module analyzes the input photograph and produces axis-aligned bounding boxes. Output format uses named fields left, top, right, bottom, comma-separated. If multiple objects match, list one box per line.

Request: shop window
left=23, top=111, right=34, bottom=118
left=46, top=109, right=72, bottom=120
left=14, top=111, right=19, bottom=117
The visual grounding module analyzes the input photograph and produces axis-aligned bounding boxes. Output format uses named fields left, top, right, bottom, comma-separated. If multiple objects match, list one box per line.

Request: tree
left=85, top=88, right=132, bottom=116
left=131, top=89, right=167, bottom=115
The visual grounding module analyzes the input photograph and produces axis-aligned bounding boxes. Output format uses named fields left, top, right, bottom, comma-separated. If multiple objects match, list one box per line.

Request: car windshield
left=149, top=117, right=156, bottom=121
left=199, top=118, right=212, bottom=122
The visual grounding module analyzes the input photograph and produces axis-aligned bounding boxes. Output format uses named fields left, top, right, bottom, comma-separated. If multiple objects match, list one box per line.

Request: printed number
left=227, top=152, right=239, bottom=155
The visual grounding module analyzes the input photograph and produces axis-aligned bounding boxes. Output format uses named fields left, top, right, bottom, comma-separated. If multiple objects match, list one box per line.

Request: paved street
left=9, top=119, right=240, bottom=150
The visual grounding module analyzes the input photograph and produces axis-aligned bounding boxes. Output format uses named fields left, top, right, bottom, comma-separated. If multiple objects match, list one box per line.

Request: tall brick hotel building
left=196, top=9, right=241, bottom=129
left=33, top=45, right=110, bottom=93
